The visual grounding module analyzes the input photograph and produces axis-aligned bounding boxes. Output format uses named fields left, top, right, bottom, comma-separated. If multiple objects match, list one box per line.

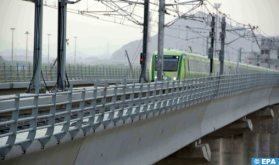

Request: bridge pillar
left=204, top=119, right=253, bottom=139
left=200, top=135, right=245, bottom=165
left=246, top=107, right=274, bottom=121
left=243, top=105, right=279, bottom=165
left=270, top=134, right=279, bottom=157
left=154, top=140, right=211, bottom=165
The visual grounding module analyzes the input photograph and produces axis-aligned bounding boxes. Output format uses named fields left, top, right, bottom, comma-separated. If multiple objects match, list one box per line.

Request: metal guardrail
left=0, top=63, right=141, bottom=83
left=0, top=73, right=278, bottom=158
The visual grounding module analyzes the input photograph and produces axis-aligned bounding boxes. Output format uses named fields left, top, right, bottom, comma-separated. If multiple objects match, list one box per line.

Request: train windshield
left=155, top=55, right=180, bottom=71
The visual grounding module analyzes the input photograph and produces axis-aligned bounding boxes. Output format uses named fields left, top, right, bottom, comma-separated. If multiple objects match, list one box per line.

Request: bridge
left=0, top=63, right=140, bottom=94
left=1, top=0, right=279, bottom=164
left=0, top=72, right=278, bottom=165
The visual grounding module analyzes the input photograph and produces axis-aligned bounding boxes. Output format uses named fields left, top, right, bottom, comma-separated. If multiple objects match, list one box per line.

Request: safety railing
left=0, top=63, right=141, bottom=83
left=0, top=72, right=278, bottom=158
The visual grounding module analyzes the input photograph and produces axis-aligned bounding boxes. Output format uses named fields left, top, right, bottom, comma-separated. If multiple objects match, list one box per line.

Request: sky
left=0, top=0, right=278, bottom=60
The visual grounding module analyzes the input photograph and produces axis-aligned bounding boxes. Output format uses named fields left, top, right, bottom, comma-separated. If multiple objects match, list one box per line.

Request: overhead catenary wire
left=45, top=0, right=274, bottom=67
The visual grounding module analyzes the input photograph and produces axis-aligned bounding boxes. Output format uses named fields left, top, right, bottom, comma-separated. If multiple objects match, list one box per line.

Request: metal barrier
left=0, top=63, right=141, bottom=83
left=0, top=73, right=278, bottom=158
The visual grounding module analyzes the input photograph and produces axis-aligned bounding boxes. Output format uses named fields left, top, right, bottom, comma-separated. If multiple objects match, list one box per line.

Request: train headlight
left=155, top=76, right=157, bottom=80
left=173, top=77, right=177, bottom=81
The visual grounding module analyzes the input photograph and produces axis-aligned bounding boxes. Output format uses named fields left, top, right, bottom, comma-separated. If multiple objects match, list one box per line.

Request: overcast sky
left=0, top=0, right=278, bottom=60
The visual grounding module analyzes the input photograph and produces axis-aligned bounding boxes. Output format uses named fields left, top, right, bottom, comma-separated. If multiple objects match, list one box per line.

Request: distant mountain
left=0, top=49, right=113, bottom=65
left=0, top=49, right=53, bottom=64
left=0, top=56, right=5, bottom=62
left=0, top=49, right=34, bottom=64
left=66, top=51, right=113, bottom=65
left=110, top=11, right=264, bottom=65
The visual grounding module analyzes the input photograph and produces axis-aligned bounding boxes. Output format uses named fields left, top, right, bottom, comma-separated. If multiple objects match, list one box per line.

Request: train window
left=205, top=62, right=210, bottom=72
left=201, top=62, right=204, bottom=72
left=204, top=62, right=210, bottom=72
left=201, top=62, right=206, bottom=72
left=155, top=55, right=180, bottom=71
left=196, top=61, right=201, bottom=72
left=215, top=64, right=220, bottom=73
left=201, top=62, right=205, bottom=72
left=188, top=59, right=196, bottom=71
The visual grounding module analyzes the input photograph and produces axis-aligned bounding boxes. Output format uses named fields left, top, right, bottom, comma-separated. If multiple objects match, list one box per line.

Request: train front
left=149, top=49, right=183, bottom=82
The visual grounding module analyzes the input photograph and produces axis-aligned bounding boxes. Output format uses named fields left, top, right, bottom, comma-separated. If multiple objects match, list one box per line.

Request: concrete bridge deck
left=0, top=73, right=278, bottom=165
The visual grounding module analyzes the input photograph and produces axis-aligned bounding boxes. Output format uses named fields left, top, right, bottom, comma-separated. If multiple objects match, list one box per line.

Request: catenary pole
left=157, top=0, right=165, bottom=81
left=219, top=17, right=226, bottom=75
left=140, top=0, right=149, bottom=82
left=208, top=16, right=215, bottom=74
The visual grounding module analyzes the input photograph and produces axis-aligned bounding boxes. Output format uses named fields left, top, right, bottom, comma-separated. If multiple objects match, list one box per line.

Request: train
left=149, top=49, right=278, bottom=81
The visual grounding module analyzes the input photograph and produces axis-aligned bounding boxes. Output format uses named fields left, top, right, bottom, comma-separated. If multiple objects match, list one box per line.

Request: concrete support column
left=155, top=141, right=211, bottom=165
left=202, top=136, right=244, bottom=165
left=258, top=133, right=270, bottom=157
left=270, top=134, right=279, bottom=158
left=219, top=138, right=232, bottom=165
left=202, top=139, right=220, bottom=165
left=244, top=133, right=259, bottom=165
left=231, top=136, right=245, bottom=165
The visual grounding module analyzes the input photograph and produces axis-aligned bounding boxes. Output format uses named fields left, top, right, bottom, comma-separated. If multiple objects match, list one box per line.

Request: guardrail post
left=120, top=67, right=123, bottom=79
left=44, top=65, right=47, bottom=81
left=76, top=64, right=79, bottom=79
left=98, top=66, right=100, bottom=79
left=99, top=81, right=108, bottom=128
left=115, top=67, right=118, bottom=79
left=103, top=65, right=105, bottom=79
left=20, top=92, right=39, bottom=152
left=92, top=65, right=95, bottom=79
left=0, top=94, right=20, bottom=157
left=39, top=91, right=56, bottom=147
left=28, top=63, right=31, bottom=81
left=84, top=65, right=87, bottom=79
left=73, top=65, right=76, bottom=80
left=108, top=66, right=110, bottom=79
left=88, top=65, right=91, bottom=79
left=95, top=66, right=97, bottom=79
left=3, top=62, right=7, bottom=82
left=117, top=67, right=121, bottom=79
left=116, top=79, right=126, bottom=123
left=164, top=81, right=170, bottom=110
left=115, top=66, right=118, bottom=79
left=70, top=88, right=86, bottom=138
left=157, top=80, right=164, bottom=114
left=110, top=66, right=113, bottom=79
left=68, top=64, right=71, bottom=80
left=128, top=82, right=137, bottom=121
left=81, top=64, right=83, bottom=79
left=50, top=65, right=53, bottom=81
left=139, top=79, right=147, bottom=119
left=55, top=84, right=73, bottom=141
left=90, top=80, right=99, bottom=132
left=110, top=81, right=118, bottom=124
left=79, top=64, right=81, bottom=79
left=150, top=80, right=158, bottom=116
left=80, top=64, right=82, bottom=79
left=23, top=63, right=26, bottom=82
left=10, top=65, right=13, bottom=82
left=16, top=63, right=19, bottom=82
left=116, top=67, right=119, bottom=79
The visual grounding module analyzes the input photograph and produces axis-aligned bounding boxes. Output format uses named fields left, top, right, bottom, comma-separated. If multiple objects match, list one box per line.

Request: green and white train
left=149, top=49, right=278, bottom=81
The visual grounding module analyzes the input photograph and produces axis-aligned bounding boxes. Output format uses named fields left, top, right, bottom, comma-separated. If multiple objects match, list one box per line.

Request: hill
left=110, top=11, right=263, bottom=65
